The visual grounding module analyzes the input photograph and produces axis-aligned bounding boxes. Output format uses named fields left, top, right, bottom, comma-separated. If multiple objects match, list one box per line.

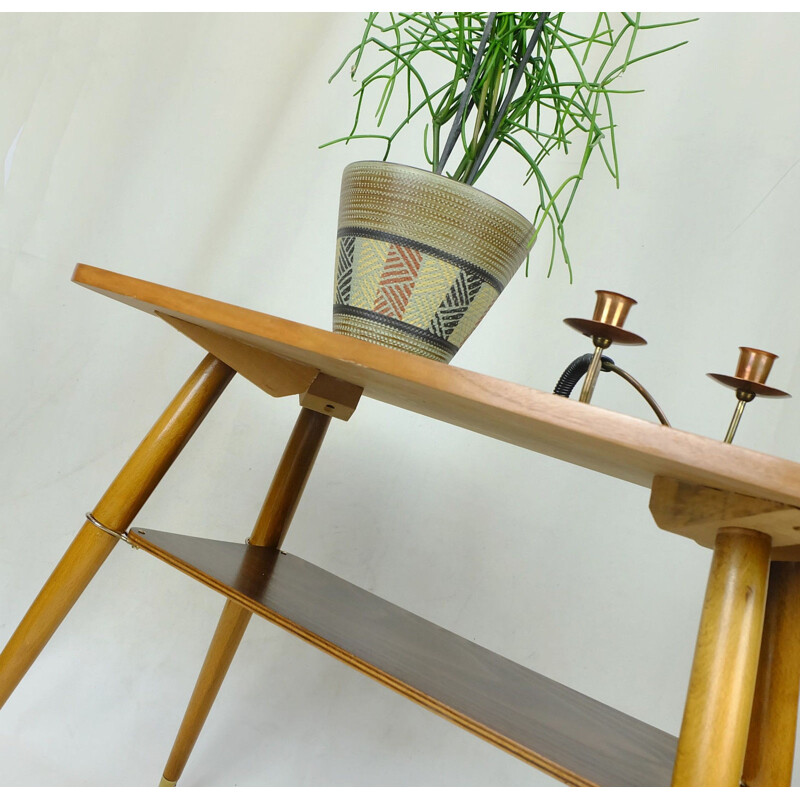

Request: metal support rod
left=579, top=343, right=605, bottom=404
left=724, top=399, right=747, bottom=444
left=724, top=391, right=755, bottom=444
left=602, top=362, right=671, bottom=426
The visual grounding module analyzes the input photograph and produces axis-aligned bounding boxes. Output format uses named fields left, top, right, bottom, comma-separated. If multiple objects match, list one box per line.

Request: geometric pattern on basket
left=448, top=282, right=499, bottom=348
left=348, top=237, right=391, bottom=310
left=372, top=244, right=423, bottom=319
left=332, top=307, right=456, bottom=362
left=333, top=227, right=512, bottom=362
left=334, top=163, right=535, bottom=362
left=428, top=268, right=484, bottom=341
left=334, top=235, right=356, bottom=305
left=402, top=255, right=459, bottom=330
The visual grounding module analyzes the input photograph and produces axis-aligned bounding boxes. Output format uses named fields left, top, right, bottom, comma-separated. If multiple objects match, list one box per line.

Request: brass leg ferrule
left=159, top=776, right=177, bottom=787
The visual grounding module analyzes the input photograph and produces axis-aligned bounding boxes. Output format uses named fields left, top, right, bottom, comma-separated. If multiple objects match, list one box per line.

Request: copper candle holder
left=708, top=347, right=790, bottom=443
left=564, top=290, right=646, bottom=403
left=564, top=290, right=647, bottom=348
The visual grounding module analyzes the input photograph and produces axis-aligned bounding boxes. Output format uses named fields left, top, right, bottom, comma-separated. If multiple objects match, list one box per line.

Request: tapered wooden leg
left=0, top=354, right=234, bottom=710
left=160, top=408, right=331, bottom=786
left=742, top=561, right=800, bottom=786
left=672, top=528, right=772, bottom=786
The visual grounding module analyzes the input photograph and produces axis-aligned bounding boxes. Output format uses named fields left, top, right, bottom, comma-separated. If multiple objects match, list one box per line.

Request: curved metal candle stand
left=553, top=352, right=671, bottom=427
left=557, top=291, right=790, bottom=443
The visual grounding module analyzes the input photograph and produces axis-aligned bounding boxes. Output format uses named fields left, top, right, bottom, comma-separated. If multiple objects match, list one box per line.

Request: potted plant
left=325, top=12, right=694, bottom=362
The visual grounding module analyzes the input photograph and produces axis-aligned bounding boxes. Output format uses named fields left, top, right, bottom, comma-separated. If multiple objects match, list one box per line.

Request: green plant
left=324, top=12, right=695, bottom=278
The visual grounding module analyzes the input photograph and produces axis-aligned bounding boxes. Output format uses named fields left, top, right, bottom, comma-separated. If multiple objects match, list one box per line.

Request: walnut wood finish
left=161, top=408, right=331, bottom=785
left=129, top=528, right=677, bottom=787
left=672, top=529, right=772, bottom=786
left=72, top=264, right=800, bottom=522
left=742, top=562, right=800, bottom=786
left=769, top=545, right=800, bottom=562
left=0, top=355, right=234, bottom=709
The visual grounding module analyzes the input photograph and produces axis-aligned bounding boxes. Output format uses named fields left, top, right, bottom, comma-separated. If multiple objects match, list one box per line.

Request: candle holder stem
left=723, top=391, right=756, bottom=444
left=579, top=340, right=608, bottom=404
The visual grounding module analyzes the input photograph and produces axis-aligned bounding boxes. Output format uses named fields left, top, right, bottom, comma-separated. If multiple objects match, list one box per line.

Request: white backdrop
left=2, top=12, right=800, bottom=787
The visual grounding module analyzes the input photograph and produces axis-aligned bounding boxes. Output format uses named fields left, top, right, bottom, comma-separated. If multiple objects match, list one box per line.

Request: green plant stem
left=326, top=11, right=696, bottom=279
left=436, top=12, right=496, bottom=174
left=466, top=12, right=549, bottom=184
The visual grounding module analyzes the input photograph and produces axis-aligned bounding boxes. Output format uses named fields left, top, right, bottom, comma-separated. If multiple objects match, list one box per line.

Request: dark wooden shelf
left=128, top=528, right=677, bottom=786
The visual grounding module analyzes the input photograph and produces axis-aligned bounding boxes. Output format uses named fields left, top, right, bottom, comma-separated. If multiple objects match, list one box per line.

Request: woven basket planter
left=333, top=161, right=535, bottom=363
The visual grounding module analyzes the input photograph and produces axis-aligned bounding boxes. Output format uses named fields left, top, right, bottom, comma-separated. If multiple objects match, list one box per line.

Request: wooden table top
left=73, top=263, right=800, bottom=512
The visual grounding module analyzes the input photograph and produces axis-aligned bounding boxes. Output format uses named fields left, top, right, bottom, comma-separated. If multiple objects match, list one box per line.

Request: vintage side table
left=2, top=264, right=800, bottom=787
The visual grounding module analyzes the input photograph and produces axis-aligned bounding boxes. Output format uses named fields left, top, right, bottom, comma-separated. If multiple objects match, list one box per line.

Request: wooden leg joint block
left=650, top=475, right=800, bottom=556
left=299, top=372, right=362, bottom=420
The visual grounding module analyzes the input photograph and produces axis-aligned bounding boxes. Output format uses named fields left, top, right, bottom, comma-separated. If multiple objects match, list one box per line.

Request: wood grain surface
left=72, top=265, right=800, bottom=525
left=161, top=314, right=317, bottom=397
left=671, top=529, right=772, bottom=786
left=742, top=561, right=800, bottom=786
left=161, top=408, right=332, bottom=784
left=127, top=527, right=677, bottom=787
left=650, top=476, right=800, bottom=550
left=0, top=355, right=233, bottom=709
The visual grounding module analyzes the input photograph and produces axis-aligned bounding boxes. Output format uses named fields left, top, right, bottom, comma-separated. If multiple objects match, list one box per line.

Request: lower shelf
left=127, top=528, right=677, bottom=787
